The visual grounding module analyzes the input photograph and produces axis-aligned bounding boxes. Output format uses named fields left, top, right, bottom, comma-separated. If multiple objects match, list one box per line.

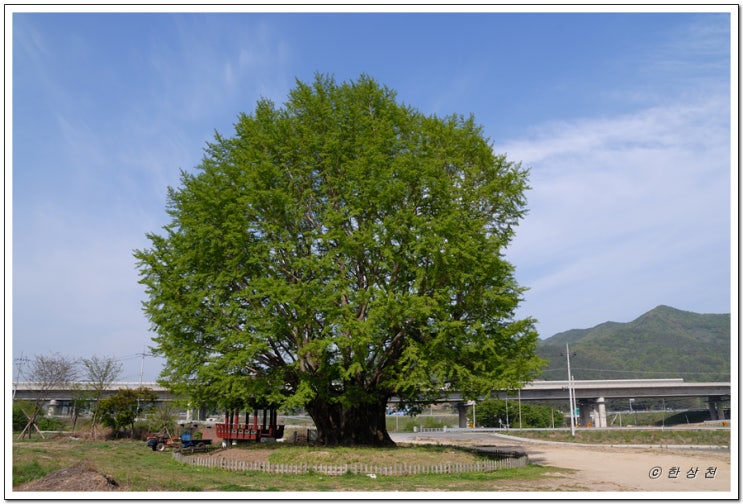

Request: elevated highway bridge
left=13, top=381, right=175, bottom=402
left=416, top=378, right=731, bottom=428
left=14, top=378, right=730, bottom=428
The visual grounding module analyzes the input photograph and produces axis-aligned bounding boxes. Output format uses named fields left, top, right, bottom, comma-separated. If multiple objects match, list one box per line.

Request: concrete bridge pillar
left=596, top=397, right=607, bottom=428
left=708, top=397, right=724, bottom=420
left=708, top=401, right=717, bottom=420
left=577, top=400, right=589, bottom=427
left=186, top=405, right=208, bottom=422
left=46, top=400, right=61, bottom=416
left=455, top=402, right=468, bottom=428
left=577, top=398, right=607, bottom=427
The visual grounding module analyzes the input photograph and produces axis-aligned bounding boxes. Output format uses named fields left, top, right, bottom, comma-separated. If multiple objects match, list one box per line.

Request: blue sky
left=8, top=7, right=735, bottom=382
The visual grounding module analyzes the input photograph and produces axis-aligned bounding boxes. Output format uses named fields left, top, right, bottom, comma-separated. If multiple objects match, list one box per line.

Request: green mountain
left=535, top=305, right=730, bottom=382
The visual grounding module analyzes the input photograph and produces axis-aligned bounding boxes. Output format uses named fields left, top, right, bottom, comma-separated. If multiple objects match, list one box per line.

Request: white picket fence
left=172, top=451, right=528, bottom=476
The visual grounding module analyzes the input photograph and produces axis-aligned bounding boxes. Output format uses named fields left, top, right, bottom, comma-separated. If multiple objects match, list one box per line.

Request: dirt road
left=391, top=431, right=733, bottom=494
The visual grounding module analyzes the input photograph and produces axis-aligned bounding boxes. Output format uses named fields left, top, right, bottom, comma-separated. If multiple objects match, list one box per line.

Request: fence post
left=171, top=448, right=525, bottom=477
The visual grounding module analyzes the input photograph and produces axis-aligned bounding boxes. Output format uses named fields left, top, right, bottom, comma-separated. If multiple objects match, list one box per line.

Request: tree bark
left=306, top=396, right=395, bottom=447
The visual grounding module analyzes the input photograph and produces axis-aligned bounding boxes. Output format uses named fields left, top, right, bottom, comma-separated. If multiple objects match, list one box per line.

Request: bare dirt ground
left=14, top=462, right=121, bottom=492
left=393, top=431, right=732, bottom=493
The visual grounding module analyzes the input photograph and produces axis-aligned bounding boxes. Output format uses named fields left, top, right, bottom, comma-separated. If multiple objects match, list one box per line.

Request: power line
left=115, top=353, right=145, bottom=362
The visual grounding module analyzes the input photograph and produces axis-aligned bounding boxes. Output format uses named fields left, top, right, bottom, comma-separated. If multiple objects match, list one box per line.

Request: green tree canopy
left=98, top=388, right=157, bottom=437
left=135, top=74, right=543, bottom=446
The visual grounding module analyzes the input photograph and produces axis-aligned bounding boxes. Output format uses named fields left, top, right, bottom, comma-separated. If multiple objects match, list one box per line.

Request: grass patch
left=265, top=444, right=482, bottom=466
left=13, top=438, right=543, bottom=492
left=13, top=460, right=58, bottom=487
left=508, top=428, right=729, bottom=446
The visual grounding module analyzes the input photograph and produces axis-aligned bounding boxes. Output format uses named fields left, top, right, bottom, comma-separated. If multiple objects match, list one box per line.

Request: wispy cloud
left=654, top=15, right=731, bottom=73
left=11, top=14, right=298, bottom=380
left=499, top=95, right=730, bottom=336
left=143, top=15, right=292, bottom=127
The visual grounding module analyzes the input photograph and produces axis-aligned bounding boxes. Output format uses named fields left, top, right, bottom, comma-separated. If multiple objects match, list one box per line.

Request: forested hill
left=535, top=305, right=730, bottom=382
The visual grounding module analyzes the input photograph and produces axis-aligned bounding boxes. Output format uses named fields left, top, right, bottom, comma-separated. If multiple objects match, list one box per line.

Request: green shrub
left=36, top=416, right=66, bottom=431
left=13, top=402, right=67, bottom=432
left=421, top=417, right=446, bottom=429
left=403, top=418, right=420, bottom=431
left=13, top=403, right=32, bottom=431
left=474, top=400, right=557, bottom=428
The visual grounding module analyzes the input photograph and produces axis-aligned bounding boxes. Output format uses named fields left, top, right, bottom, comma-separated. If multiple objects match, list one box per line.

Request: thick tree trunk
left=306, top=396, right=395, bottom=447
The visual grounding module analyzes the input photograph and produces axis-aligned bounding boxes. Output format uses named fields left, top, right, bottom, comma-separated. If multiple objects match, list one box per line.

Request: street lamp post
left=518, top=389, right=522, bottom=429
left=565, top=343, right=576, bottom=437
left=505, top=397, right=509, bottom=429
left=551, top=408, right=554, bottom=429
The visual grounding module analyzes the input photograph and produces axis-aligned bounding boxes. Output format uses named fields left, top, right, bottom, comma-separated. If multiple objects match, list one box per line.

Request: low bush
left=474, top=400, right=556, bottom=428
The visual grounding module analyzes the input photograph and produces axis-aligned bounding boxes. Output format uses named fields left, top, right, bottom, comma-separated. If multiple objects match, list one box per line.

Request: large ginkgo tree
left=135, top=74, right=543, bottom=446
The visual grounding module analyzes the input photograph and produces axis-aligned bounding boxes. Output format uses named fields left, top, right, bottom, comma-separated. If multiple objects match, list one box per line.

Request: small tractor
left=146, top=425, right=211, bottom=453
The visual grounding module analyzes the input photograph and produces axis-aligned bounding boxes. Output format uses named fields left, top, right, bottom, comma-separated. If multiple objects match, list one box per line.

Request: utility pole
left=13, top=354, right=30, bottom=400
left=518, top=389, right=522, bottom=429
left=564, top=343, right=577, bottom=437
left=139, top=350, right=147, bottom=388
left=136, top=350, right=150, bottom=416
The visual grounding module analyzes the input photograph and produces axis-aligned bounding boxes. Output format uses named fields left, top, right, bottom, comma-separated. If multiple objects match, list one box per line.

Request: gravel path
left=390, top=430, right=733, bottom=493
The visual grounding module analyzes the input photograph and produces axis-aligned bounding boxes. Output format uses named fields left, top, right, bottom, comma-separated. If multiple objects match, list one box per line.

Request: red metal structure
left=215, top=407, right=284, bottom=447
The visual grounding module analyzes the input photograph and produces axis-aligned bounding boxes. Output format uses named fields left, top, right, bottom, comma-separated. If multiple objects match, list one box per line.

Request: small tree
left=68, top=384, right=91, bottom=435
left=18, top=353, right=78, bottom=439
left=82, top=355, right=123, bottom=439
left=98, top=387, right=157, bottom=438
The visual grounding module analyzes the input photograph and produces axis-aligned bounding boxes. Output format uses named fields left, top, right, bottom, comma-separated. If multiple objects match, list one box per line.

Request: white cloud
left=499, top=96, right=731, bottom=337
left=10, top=17, right=292, bottom=382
